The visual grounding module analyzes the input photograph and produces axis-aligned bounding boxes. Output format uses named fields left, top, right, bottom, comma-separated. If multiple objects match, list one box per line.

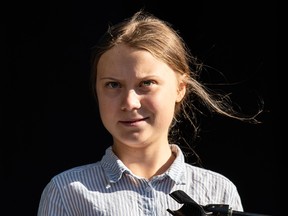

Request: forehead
left=97, top=44, right=176, bottom=78
left=99, top=44, right=159, bottom=67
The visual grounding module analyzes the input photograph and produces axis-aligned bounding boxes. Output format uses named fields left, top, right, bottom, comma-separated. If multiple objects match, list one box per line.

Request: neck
left=112, top=143, right=175, bottom=179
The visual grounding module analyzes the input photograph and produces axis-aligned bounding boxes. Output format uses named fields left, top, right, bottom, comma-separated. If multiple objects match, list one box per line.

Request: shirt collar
left=100, top=146, right=127, bottom=184
left=166, top=144, right=186, bottom=184
left=100, top=144, right=186, bottom=185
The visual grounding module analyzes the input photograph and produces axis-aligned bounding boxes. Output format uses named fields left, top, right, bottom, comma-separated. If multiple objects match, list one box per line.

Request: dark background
left=5, top=1, right=280, bottom=215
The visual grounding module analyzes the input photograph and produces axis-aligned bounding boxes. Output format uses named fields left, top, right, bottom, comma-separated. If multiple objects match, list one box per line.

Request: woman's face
left=96, top=44, right=186, bottom=149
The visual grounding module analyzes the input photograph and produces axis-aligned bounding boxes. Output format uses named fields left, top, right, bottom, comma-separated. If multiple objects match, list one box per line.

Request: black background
left=5, top=1, right=280, bottom=215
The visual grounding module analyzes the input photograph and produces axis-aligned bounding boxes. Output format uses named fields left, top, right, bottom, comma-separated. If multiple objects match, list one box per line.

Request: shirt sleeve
left=230, top=185, right=244, bottom=212
left=37, top=180, right=67, bottom=216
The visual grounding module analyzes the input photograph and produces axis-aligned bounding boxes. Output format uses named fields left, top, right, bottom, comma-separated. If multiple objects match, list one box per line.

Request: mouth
left=119, top=117, right=149, bottom=125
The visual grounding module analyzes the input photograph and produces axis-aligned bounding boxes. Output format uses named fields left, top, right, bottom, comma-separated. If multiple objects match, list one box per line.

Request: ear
left=176, top=76, right=186, bottom=102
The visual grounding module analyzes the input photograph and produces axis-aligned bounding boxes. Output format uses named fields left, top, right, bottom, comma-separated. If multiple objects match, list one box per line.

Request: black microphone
left=167, top=190, right=272, bottom=216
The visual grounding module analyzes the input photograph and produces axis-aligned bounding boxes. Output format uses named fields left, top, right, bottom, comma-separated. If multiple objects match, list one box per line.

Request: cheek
left=96, top=88, right=117, bottom=128
left=145, top=93, right=177, bottom=115
left=97, top=95, right=116, bottom=121
left=97, top=101, right=117, bottom=133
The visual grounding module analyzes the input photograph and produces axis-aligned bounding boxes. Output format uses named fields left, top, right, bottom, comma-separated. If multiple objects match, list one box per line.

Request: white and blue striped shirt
left=37, top=144, right=243, bottom=215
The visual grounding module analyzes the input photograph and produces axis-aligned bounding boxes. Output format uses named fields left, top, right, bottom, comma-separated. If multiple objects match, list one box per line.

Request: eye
left=105, top=81, right=121, bottom=89
left=140, top=80, right=156, bottom=87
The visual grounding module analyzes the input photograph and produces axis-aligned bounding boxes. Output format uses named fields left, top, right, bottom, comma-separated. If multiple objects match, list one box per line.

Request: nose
left=121, top=89, right=141, bottom=111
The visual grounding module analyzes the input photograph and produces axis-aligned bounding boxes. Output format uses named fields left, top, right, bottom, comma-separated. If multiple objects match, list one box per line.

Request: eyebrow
left=98, top=75, right=161, bottom=81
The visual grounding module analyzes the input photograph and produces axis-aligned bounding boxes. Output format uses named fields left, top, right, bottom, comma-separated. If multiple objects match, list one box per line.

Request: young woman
left=37, top=10, right=261, bottom=216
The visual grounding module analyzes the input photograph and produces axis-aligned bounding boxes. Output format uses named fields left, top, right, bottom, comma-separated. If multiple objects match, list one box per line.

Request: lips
left=119, top=117, right=149, bottom=124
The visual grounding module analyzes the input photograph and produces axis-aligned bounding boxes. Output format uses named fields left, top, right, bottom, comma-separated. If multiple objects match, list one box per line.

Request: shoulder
left=186, top=164, right=232, bottom=182
left=45, top=161, right=105, bottom=191
left=44, top=147, right=115, bottom=192
left=53, top=161, right=102, bottom=181
left=182, top=164, right=243, bottom=210
left=39, top=161, right=109, bottom=202
left=184, top=163, right=239, bottom=195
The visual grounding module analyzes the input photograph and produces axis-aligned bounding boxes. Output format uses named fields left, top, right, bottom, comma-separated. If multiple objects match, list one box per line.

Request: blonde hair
left=90, top=10, right=262, bottom=149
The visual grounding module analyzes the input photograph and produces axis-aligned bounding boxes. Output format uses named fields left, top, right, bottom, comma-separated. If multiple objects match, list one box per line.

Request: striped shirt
left=37, top=144, right=243, bottom=216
